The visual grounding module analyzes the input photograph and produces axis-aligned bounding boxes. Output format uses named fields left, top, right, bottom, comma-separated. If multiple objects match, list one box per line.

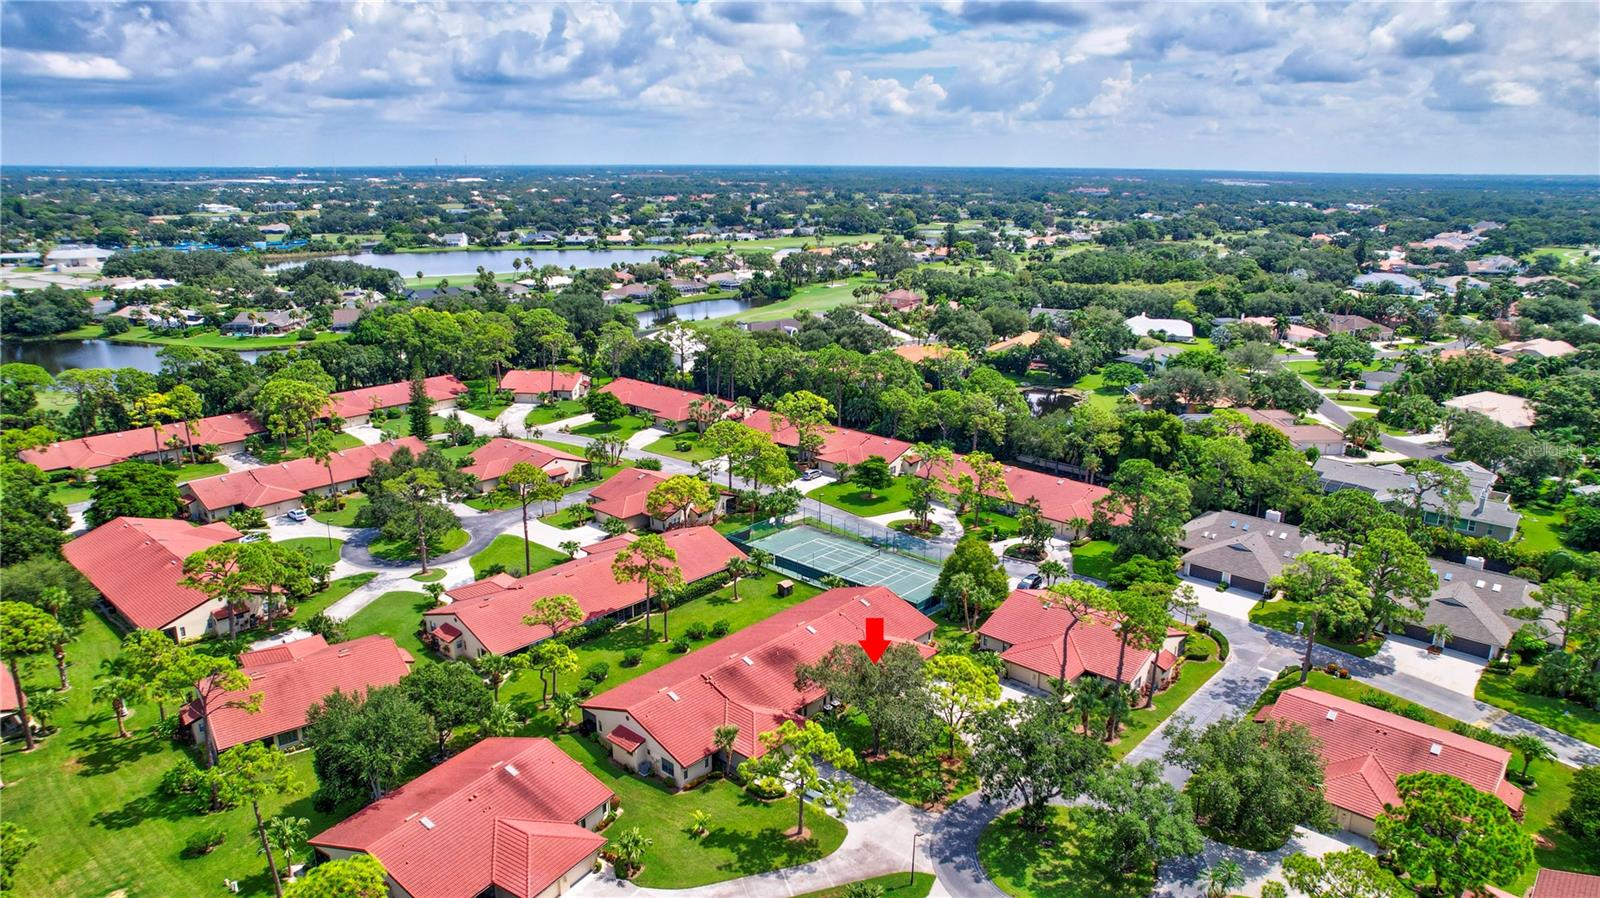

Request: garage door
left=1233, top=577, right=1268, bottom=596
left=1187, top=564, right=1225, bottom=583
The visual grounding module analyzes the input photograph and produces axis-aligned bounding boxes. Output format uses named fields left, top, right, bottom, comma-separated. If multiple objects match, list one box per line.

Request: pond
left=2, top=338, right=281, bottom=374
left=633, top=297, right=752, bottom=329
left=268, top=247, right=664, bottom=278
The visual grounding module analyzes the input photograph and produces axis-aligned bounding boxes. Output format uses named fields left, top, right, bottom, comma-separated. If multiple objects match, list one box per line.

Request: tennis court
left=746, top=523, right=941, bottom=608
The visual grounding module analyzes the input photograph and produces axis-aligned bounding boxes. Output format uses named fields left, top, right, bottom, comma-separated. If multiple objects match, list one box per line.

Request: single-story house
left=582, top=586, right=936, bottom=789
left=1324, top=314, right=1394, bottom=340
left=328, top=308, right=361, bottom=332
left=1443, top=391, right=1536, bottom=430
left=1257, top=687, right=1522, bottom=837
left=221, top=309, right=306, bottom=336
left=1241, top=316, right=1326, bottom=344
left=184, top=634, right=413, bottom=761
left=1361, top=367, right=1402, bottom=390
left=985, top=331, right=1070, bottom=355
left=499, top=370, right=590, bottom=402
left=19, top=412, right=263, bottom=472
left=1313, top=457, right=1520, bottom=541
left=440, top=232, right=470, bottom=247
left=1117, top=345, right=1184, bottom=369
left=584, top=467, right=719, bottom=531
left=461, top=438, right=588, bottom=491
left=978, top=590, right=1185, bottom=694
left=309, top=738, right=613, bottom=898
left=1178, top=510, right=1337, bottom=595
left=915, top=454, right=1112, bottom=540
left=1125, top=314, right=1194, bottom=341
left=891, top=344, right=955, bottom=364
left=601, top=283, right=654, bottom=304
left=881, top=288, right=925, bottom=312
left=1495, top=339, right=1576, bottom=360
left=45, top=245, right=115, bottom=269
left=1353, top=272, right=1423, bottom=295
left=63, top=517, right=245, bottom=641
left=1, top=667, right=26, bottom=741
left=422, top=527, right=743, bottom=660
left=740, top=318, right=803, bottom=336
left=1241, top=408, right=1346, bottom=456
left=1435, top=275, right=1491, bottom=296
left=597, top=377, right=706, bottom=430
left=736, top=409, right=916, bottom=476
left=1530, top=869, right=1600, bottom=898
left=181, top=437, right=429, bottom=521
left=1467, top=255, right=1521, bottom=275
left=670, top=278, right=709, bottom=295
left=1402, top=557, right=1542, bottom=659
left=326, top=375, right=468, bottom=426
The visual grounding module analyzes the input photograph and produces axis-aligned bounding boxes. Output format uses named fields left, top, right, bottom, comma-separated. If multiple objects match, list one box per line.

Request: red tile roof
left=598, top=377, right=704, bottom=422
left=325, top=375, right=467, bottom=421
left=310, top=738, right=613, bottom=898
left=461, top=438, right=585, bottom=484
left=63, top=517, right=242, bottom=630
left=20, top=413, right=264, bottom=472
left=918, top=456, right=1111, bottom=526
left=182, top=438, right=428, bottom=512
left=500, top=370, right=588, bottom=396
left=1255, top=687, right=1521, bottom=821
left=582, top=586, right=936, bottom=767
left=587, top=468, right=669, bottom=521
left=426, top=527, right=744, bottom=655
left=605, top=724, right=646, bottom=752
left=0, top=666, right=20, bottom=714
left=738, top=409, right=914, bottom=469
left=192, top=634, right=413, bottom=752
left=1531, top=869, right=1600, bottom=898
left=979, top=589, right=1159, bottom=684
left=883, top=288, right=924, bottom=310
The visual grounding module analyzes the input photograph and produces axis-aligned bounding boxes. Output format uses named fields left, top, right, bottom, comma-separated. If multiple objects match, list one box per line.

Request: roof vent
left=1229, top=520, right=1238, bottom=528
left=1325, top=709, right=1338, bottom=721
left=505, top=764, right=520, bottom=777
left=1491, top=583, right=1502, bottom=592
left=667, top=690, right=680, bottom=702
left=858, top=597, right=871, bottom=607
left=1242, top=524, right=1250, bottom=532
left=1278, top=532, right=1287, bottom=540
left=1429, top=743, right=1442, bottom=755
left=741, top=656, right=753, bottom=666
left=1475, top=579, right=1486, bottom=588
left=1443, top=572, right=1454, bottom=581
left=805, top=625, right=817, bottom=634
left=419, top=816, right=436, bottom=830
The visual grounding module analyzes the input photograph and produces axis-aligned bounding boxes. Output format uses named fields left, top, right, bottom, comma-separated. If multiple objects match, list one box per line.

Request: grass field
left=1514, top=497, right=1569, bottom=553
left=368, top=527, right=470, bottom=562
left=1068, top=372, right=1126, bottom=411
left=1069, top=540, right=1117, bottom=581
left=728, top=278, right=874, bottom=324
left=47, top=459, right=228, bottom=506
left=468, top=534, right=566, bottom=578
left=642, top=431, right=721, bottom=462
left=377, top=414, right=458, bottom=440
left=343, top=590, right=433, bottom=658
left=290, top=572, right=378, bottom=624
left=274, top=536, right=344, bottom=567
left=253, top=430, right=364, bottom=464
left=572, top=414, right=652, bottom=440
left=106, top=326, right=346, bottom=351
left=525, top=398, right=589, bottom=426
left=980, top=806, right=1153, bottom=898
left=311, top=494, right=367, bottom=527
left=811, top=474, right=916, bottom=517
left=1476, top=664, right=1600, bottom=749
left=1248, top=599, right=1385, bottom=657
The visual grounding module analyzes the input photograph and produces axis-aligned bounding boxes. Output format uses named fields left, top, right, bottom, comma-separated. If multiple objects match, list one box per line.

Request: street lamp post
left=910, top=830, right=925, bottom=887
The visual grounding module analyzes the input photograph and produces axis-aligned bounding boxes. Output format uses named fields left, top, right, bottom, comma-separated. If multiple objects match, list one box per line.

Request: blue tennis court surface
left=746, top=523, right=941, bottom=608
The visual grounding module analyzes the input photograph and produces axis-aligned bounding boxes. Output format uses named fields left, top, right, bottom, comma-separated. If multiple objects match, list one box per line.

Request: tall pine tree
left=407, top=366, right=432, bottom=441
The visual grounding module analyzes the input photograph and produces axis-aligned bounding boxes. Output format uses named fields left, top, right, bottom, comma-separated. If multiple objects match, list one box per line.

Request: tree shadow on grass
left=69, top=726, right=169, bottom=777
left=700, top=820, right=826, bottom=877
left=91, top=782, right=201, bottom=830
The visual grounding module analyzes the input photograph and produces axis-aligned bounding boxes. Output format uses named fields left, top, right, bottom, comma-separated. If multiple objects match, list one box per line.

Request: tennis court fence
left=727, top=509, right=950, bottom=567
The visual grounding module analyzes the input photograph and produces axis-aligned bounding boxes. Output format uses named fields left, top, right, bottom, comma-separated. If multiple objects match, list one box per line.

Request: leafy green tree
left=1561, top=764, right=1600, bottom=847
left=381, top=468, right=452, bottom=573
left=925, top=653, right=1001, bottom=758
left=473, top=653, right=525, bottom=702
left=402, top=661, right=493, bottom=757
left=253, top=378, right=331, bottom=450
left=498, top=461, right=549, bottom=574
left=0, top=821, right=37, bottom=893
left=23, top=584, right=88, bottom=690
left=1352, top=528, right=1437, bottom=638
left=0, top=601, right=64, bottom=751
left=741, top=719, right=856, bottom=836
left=1374, top=771, right=1533, bottom=897
left=1281, top=848, right=1409, bottom=898
left=0, top=461, right=69, bottom=566
left=934, top=534, right=1008, bottom=629
left=305, top=685, right=433, bottom=804
left=1104, top=583, right=1172, bottom=735
left=407, top=365, right=433, bottom=440
left=282, top=854, right=389, bottom=898
left=646, top=474, right=717, bottom=527
left=773, top=390, right=836, bottom=464
left=1093, top=458, right=1193, bottom=560
left=852, top=455, right=893, bottom=500
left=1081, top=759, right=1202, bottom=875
left=796, top=641, right=932, bottom=757
left=1302, top=489, right=1392, bottom=557
left=213, top=742, right=298, bottom=897
left=86, top=461, right=181, bottom=526
left=1269, top=552, right=1371, bottom=684
left=611, top=534, right=683, bottom=638
left=585, top=389, right=627, bottom=425
left=970, top=694, right=1107, bottom=829
left=1164, top=714, right=1332, bottom=848
left=1526, top=574, right=1600, bottom=650
left=527, top=640, right=580, bottom=705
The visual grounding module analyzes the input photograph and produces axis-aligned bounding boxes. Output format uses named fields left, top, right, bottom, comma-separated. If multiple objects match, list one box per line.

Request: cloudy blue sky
left=3, top=1, right=1597, bottom=174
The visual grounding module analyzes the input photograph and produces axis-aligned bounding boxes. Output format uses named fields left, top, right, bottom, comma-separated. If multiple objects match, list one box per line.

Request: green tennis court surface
left=746, top=523, right=941, bottom=608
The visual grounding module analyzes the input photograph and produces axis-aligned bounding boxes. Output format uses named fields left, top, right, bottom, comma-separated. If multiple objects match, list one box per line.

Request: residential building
left=45, top=245, right=115, bottom=270
left=1, top=667, right=25, bottom=740
left=1324, top=314, right=1394, bottom=339
left=891, top=344, right=955, bottom=364
left=1435, top=275, right=1491, bottom=296
left=601, top=283, right=655, bottom=304
left=1443, top=391, right=1536, bottom=430
left=586, top=468, right=673, bottom=530
left=985, top=330, right=1070, bottom=354
left=184, top=635, right=413, bottom=760
left=1256, top=687, right=1522, bottom=837
left=328, top=308, right=361, bottom=332
left=1241, top=316, right=1326, bottom=344
left=1313, top=457, right=1520, bottom=541
left=440, top=232, right=470, bottom=247
left=460, top=438, right=588, bottom=491
left=1530, top=869, right=1600, bottom=898
left=499, top=369, right=590, bottom=402
left=63, top=517, right=244, bottom=640
left=739, top=318, right=803, bottom=336
left=1241, top=408, right=1346, bottom=455
left=1353, top=272, right=1423, bottom=295
left=978, top=590, right=1185, bottom=694
left=1124, top=313, right=1194, bottom=341
left=422, top=527, right=743, bottom=660
left=19, top=412, right=263, bottom=472
left=1495, top=338, right=1576, bottom=359
left=221, top=309, right=306, bottom=336
left=916, top=454, right=1111, bottom=540
left=326, top=375, right=468, bottom=425
left=881, top=288, right=925, bottom=312
left=1116, top=345, right=1184, bottom=369
left=1467, top=255, right=1521, bottom=275
left=670, top=278, right=709, bottom=295
left=1178, top=510, right=1336, bottom=595
left=181, top=438, right=428, bottom=520
left=309, top=738, right=613, bottom=898
left=1403, top=557, right=1541, bottom=659
left=582, top=586, right=935, bottom=789
left=597, top=377, right=705, bottom=430
left=737, top=409, right=915, bottom=476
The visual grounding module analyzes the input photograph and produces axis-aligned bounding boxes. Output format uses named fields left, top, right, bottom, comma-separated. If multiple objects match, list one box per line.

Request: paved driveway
left=1371, top=635, right=1486, bottom=697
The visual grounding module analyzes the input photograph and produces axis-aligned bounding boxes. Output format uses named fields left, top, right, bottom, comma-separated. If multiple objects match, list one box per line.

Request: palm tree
left=474, top=653, right=521, bottom=702
left=610, top=826, right=653, bottom=879
left=552, top=692, right=580, bottom=729
left=93, top=670, right=140, bottom=739
left=1510, top=733, right=1554, bottom=778
left=262, top=816, right=308, bottom=881
left=1038, top=559, right=1068, bottom=586
left=688, top=810, right=711, bottom=838
left=713, top=724, right=740, bottom=775
left=559, top=540, right=581, bottom=559
left=725, top=557, right=755, bottom=602
left=1200, top=859, right=1245, bottom=898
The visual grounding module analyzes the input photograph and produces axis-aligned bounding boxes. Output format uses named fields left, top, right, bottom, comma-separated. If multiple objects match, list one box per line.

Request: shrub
left=1399, top=703, right=1431, bottom=722
left=585, top=661, right=610, bottom=683
left=621, top=649, right=644, bottom=667
left=1185, top=645, right=1211, bottom=662
left=1560, top=765, right=1600, bottom=847
left=710, top=619, right=731, bottom=637
left=675, top=440, right=692, bottom=452
left=183, top=827, right=228, bottom=857
left=159, top=757, right=209, bottom=804
left=1211, top=629, right=1230, bottom=660
left=636, top=458, right=663, bottom=471
left=684, top=622, right=709, bottom=640
left=1195, top=616, right=1211, bottom=632
left=670, top=636, right=692, bottom=653
left=575, top=681, right=595, bottom=698
left=1359, top=691, right=1401, bottom=713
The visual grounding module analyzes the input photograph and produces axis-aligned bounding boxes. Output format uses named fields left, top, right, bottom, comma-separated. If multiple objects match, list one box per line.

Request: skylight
left=667, top=690, right=680, bottom=701
left=505, top=764, right=519, bottom=777
left=741, top=656, right=753, bottom=666
left=1325, top=709, right=1338, bottom=721
left=420, top=817, right=435, bottom=830
left=805, top=625, right=817, bottom=634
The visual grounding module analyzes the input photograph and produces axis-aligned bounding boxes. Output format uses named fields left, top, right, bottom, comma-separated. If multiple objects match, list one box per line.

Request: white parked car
left=285, top=508, right=308, bottom=522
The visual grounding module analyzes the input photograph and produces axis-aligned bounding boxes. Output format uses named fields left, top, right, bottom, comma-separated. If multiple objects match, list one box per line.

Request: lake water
left=269, top=247, right=664, bottom=278
left=634, top=298, right=752, bottom=328
left=2, top=338, right=280, bottom=374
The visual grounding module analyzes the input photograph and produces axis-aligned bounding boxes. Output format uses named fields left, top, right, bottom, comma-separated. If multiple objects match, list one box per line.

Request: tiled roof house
left=63, top=517, right=243, bottom=639
left=978, top=589, right=1186, bottom=693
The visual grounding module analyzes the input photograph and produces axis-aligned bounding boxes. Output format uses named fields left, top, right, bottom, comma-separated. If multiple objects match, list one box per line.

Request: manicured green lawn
left=554, top=734, right=846, bottom=889
left=291, top=572, right=377, bottom=624
left=728, top=278, right=874, bottom=324
left=1069, top=372, right=1126, bottom=410
left=572, top=414, right=652, bottom=439
left=458, top=381, right=512, bottom=420
left=1, top=614, right=347, bottom=898
left=794, top=873, right=934, bottom=898
left=107, top=325, right=345, bottom=351
left=824, top=711, right=978, bottom=807
left=274, top=536, right=344, bottom=566
left=369, top=527, right=470, bottom=562
left=469, top=534, right=567, bottom=578
left=344, top=590, right=433, bottom=658
left=1514, top=498, right=1569, bottom=553
left=47, top=479, right=95, bottom=505
left=1112, top=632, right=1223, bottom=760
left=311, top=494, right=367, bottom=527
left=411, top=569, right=446, bottom=582
left=1477, top=664, right=1600, bottom=749
left=1248, top=599, right=1384, bottom=657
left=377, top=414, right=457, bottom=440
left=1070, top=540, right=1117, bottom=581
left=980, top=806, right=1153, bottom=898
left=253, top=430, right=364, bottom=463
left=961, top=510, right=1020, bottom=540
left=524, top=399, right=588, bottom=426
left=642, top=431, right=721, bottom=462
left=540, top=505, right=595, bottom=529
left=48, top=460, right=227, bottom=505
left=812, top=474, right=916, bottom=517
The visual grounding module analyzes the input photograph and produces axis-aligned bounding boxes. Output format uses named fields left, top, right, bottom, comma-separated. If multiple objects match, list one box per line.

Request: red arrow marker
left=859, top=617, right=889, bottom=663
